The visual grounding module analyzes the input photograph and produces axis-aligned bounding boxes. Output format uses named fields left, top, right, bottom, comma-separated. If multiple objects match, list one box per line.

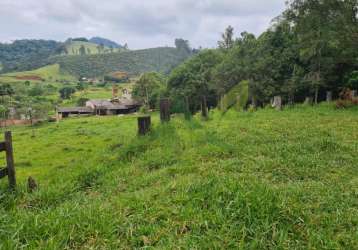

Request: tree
left=132, top=72, right=167, bottom=109
left=168, top=49, right=224, bottom=112
left=218, top=25, right=235, bottom=50
left=59, top=87, right=76, bottom=99
left=28, top=85, right=44, bottom=96
left=175, top=39, right=191, bottom=54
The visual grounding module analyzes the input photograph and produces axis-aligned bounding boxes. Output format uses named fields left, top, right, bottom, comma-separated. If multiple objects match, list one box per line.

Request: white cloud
left=0, top=0, right=287, bottom=49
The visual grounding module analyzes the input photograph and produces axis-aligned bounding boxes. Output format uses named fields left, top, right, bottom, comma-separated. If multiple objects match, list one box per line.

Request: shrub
left=221, top=80, right=249, bottom=112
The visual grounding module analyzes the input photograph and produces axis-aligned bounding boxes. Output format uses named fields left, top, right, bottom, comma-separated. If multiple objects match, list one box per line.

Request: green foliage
left=346, top=71, right=358, bottom=90
left=222, top=80, right=249, bottom=111
left=0, top=40, right=62, bottom=73
left=51, top=47, right=191, bottom=78
left=59, top=87, right=76, bottom=99
left=218, top=25, right=234, bottom=50
left=168, top=49, right=224, bottom=112
left=0, top=83, right=15, bottom=96
left=132, top=72, right=166, bottom=109
left=28, top=85, right=44, bottom=97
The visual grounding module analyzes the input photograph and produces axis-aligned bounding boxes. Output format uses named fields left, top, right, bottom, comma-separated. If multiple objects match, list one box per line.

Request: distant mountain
left=89, top=37, right=123, bottom=49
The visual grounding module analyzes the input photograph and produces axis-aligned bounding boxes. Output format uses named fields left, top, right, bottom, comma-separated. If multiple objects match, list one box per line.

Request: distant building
left=58, top=97, right=140, bottom=118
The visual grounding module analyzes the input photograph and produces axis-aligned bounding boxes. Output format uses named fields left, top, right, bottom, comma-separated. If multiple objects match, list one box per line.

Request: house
left=58, top=107, right=94, bottom=118
left=85, top=99, right=138, bottom=115
left=58, top=97, right=140, bottom=118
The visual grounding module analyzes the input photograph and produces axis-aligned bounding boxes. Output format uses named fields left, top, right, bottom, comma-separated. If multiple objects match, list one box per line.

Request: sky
left=0, top=0, right=287, bottom=49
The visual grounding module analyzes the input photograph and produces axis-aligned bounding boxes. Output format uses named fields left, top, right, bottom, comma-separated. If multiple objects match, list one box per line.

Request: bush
left=59, top=87, right=76, bottom=99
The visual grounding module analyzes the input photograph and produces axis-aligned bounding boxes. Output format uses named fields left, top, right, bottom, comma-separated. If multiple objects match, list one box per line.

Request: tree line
left=134, top=0, right=358, bottom=112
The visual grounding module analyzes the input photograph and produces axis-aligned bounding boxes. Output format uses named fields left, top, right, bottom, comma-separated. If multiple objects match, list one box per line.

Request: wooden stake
left=160, top=98, right=170, bottom=122
left=5, top=131, right=15, bottom=189
left=273, top=96, right=282, bottom=111
left=138, top=116, right=151, bottom=136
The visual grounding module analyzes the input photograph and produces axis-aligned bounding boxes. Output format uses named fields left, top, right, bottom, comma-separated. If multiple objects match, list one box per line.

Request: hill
left=0, top=40, right=62, bottom=73
left=64, top=41, right=123, bottom=56
left=52, top=47, right=192, bottom=77
left=0, top=64, right=75, bottom=83
left=0, top=104, right=357, bottom=248
left=89, top=37, right=123, bottom=49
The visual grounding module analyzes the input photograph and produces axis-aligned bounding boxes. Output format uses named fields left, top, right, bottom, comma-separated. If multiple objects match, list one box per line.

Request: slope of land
left=65, top=41, right=122, bottom=55
left=0, top=104, right=357, bottom=249
left=0, top=64, right=76, bottom=83
left=52, top=47, right=191, bottom=77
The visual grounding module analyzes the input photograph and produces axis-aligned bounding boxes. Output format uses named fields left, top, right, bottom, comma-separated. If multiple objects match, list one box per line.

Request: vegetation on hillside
left=132, top=72, right=167, bottom=109
left=63, top=41, right=124, bottom=56
left=0, top=40, right=62, bottom=73
left=167, top=0, right=358, bottom=112
left=52, top=46, right=192, bottom=78
left=0, top=105, right=357, bottom=248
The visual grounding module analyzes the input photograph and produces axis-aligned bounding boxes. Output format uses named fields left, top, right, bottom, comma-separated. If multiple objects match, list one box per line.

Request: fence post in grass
left=326, top=91, right=333, bottom=102
left=201, top=96, right=208, bottom=118
left=160, top=98, right=170, bottom=123
left=304, top=97, right=313, bottom=105
left=272, top=96, right=282, bottom=111
left=5, top=131, right=15, bottom=189
left=138, top=115, right=151, bottom=136
left=352, top=90, right=357, bottom=98
left=184, top=96, right=191, bottom=120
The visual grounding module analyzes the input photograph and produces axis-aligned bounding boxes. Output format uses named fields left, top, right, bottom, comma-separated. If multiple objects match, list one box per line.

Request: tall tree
left=218, top=25, right=235, bottom=50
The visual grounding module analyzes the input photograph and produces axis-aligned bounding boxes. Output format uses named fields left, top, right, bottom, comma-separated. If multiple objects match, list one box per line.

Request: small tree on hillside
left=59, top=87, right=76, bottom=99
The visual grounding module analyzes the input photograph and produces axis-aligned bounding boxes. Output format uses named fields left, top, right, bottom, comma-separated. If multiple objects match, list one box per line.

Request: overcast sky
left=0, top=0, right=287, bottom=49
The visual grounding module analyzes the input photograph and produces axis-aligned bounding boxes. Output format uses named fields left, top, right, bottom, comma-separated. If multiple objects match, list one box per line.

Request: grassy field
left=0, top=64, right=76, bottom=84
left=0, top=104, right=357, bottom=249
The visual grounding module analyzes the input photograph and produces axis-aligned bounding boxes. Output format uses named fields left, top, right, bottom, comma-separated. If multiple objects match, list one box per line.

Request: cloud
left=0, top=0, right=286, bottom=49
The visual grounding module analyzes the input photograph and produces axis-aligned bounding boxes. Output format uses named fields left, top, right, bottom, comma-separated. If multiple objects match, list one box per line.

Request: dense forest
left=0, top=40, right=62, bottom=73
left=138, top=0, right=357, bottom=112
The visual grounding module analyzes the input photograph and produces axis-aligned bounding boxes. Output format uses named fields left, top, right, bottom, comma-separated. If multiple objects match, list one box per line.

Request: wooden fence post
left=272, top=96, right=282, bottom=111
left=138, top=116, right=151, bottom=136
left=304, top=97, right=313, bottom=105
left=201, top=96, right=208, bottom=118
left=5, top=131, right=15, bottom=189
left=160, top=98, right=170, bottom=122
left=352, top=90, right=357, bottom=98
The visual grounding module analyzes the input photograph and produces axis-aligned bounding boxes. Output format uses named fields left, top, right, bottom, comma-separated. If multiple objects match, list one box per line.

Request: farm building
left=57, top=107, right=94, bottom=118
left=58, top=98, right=140, bottom=118
left=86, top=99, right=139, bottom=115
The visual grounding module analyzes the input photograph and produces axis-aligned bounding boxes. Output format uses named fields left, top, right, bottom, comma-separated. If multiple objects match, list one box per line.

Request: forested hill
left=0, top=40, right=62, bottom=73
left=50, top=47, right=192, bottom=77
left=0, top=38, right=192, bottom=77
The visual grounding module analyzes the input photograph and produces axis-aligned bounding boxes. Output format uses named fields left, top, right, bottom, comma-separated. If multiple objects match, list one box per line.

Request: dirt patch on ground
left=15, top=75, right=44, bottom=81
